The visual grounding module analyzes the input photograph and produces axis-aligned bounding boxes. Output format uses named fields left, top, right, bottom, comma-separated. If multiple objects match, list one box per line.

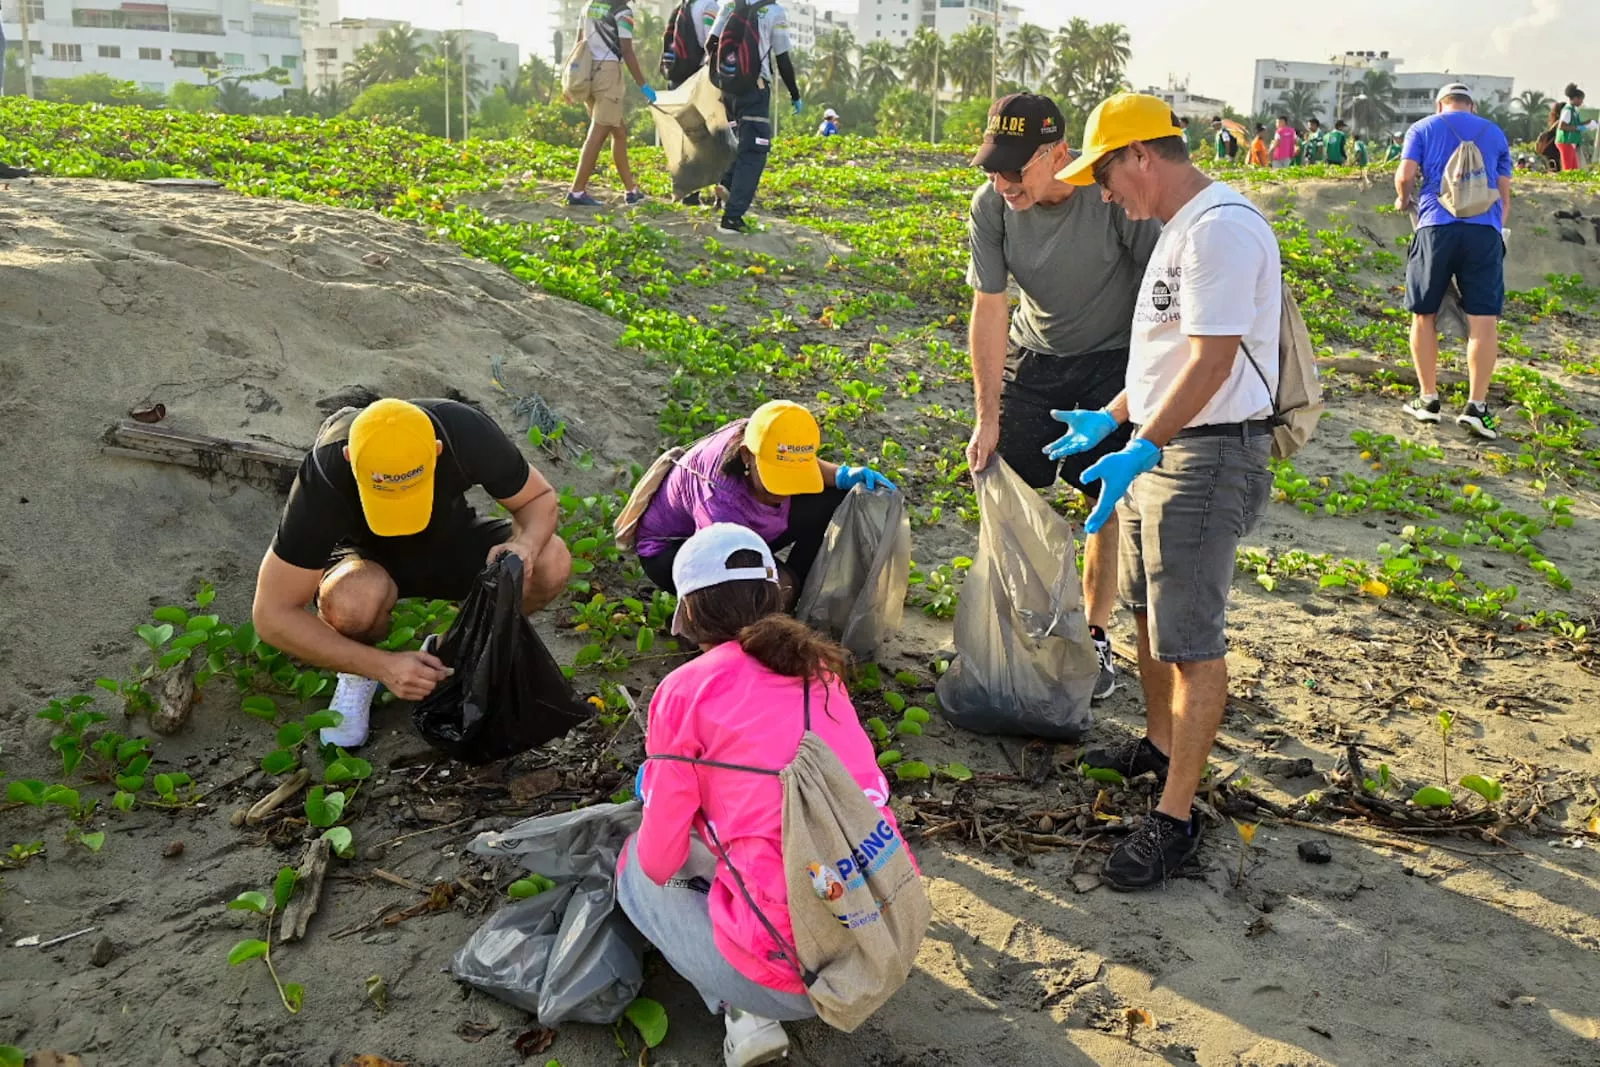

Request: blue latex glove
left=1080, top=438, right=1161, bottom=534
left=836, top=465, right=897, bottom=493
left=793, top=98, right=804, bottom=115
left=634, top=762, right=649, bottom=804
left=640, top=84, right=658, bottom=104
left=1044, top=408, right=1118, bottom=460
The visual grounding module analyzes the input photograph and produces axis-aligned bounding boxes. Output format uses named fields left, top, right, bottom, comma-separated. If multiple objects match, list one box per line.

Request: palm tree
left=1276, top=84, right=1322, bottom=127
left=812, top=28, right=856, bottom=98
left=858, top=40, right=901, bottom=97
left=1085, top=22, right=1130, bottom=92
left=343, top=24, right=427, bottom=90
left=1346, top=69, right=1398, bottom=139
left=1515, top=88, right=1554, bottom=142
left=1005, top=24, right=1050, bottom=89
left=421, top=32, right=486, bottom=98
left=947, top=25, right=993, bottom=100
left=509, top=56, right=556, bottom=107
left=900, top=27, right=942, bottom=95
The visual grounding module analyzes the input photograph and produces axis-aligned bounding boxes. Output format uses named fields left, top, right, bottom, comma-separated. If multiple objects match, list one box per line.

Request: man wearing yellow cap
left=1049, top=94, right=1282, bottom=890
left=630, top=400, right=894, bottom=600
left=252, top=398, right=571, bottom=747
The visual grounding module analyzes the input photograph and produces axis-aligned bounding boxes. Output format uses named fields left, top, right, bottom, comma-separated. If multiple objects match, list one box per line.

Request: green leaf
left=1412, top=786, right=1455, bottom=809
left=158, top=649, right=191, bottom=671
left=894, top=760, right=932, bottom=781
left=6, top=780, right=46, bottom=806
left=273, top=866, right=298, bottom=912
left=229, top=891, right=269, bottom=913
left=276, top=723, right=305, bottom=748
left=154, top=773, right=176, bottom=798
left=883, top=692, right=906, bottom=713
left=636, top=627, right=655, bottom=653
left=570, top=559, right=596, bottom=575
left=137, top=623, right=175, bottom=650
left=233, top=622, right=260, bottom=656
left=305, top=786, right=346, bottom=828
left=116, top=737, right=149, bottom=763
left=241, top=695, right=279, bottom=721
left=113, top=791, right=136, bottom=812
left=115, top=773, right=144, bottom=793
left=185, top=615, right=220, bottom=633
left=1459, top=774, right=1503, bottom=803
left=0, top=1045, right=26, bottom=1067
left=573, top=536, right=599, bottom=555
left=43, top=785, right=82, bottom=810
left=864, top=717, right=888, bottom=742
left=624, top=996, right=669, bottom=1049
left=261, top=749, right=299, bottom=776
left=322, top=826, right=355, bottom=859
left=573, top=643, right=605, bottom=667
left=893, top=670, right=920, bottom=687
left=78, top=831, right=106, bottom=853
left=1082, top=766, right=1126, bottom=785
left=894, top=720, right=923, bottom=736
left=324, top=761, right=355, bottom=784
left=152, top=606, right=190, bottom=625
left=508, top=874, right=557, bottom=899
left=228, top=939, right=270, bottom=966
left=282, top=981, right=304, bottom=1013
left=94, top=677, right=122, bottom=693
left=903, top=706, right=930, bottom=724
left=939, top=762, right=974, bottom=782
left=196, top=582, right=217, bottom=609
left=876, top=749, right=903, bottom=767
left=302, top=710, right=342, bottom=732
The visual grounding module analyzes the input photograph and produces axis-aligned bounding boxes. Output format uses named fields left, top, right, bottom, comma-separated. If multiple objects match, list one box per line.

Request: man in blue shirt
left=1396, top=83, right=1513, bottom=439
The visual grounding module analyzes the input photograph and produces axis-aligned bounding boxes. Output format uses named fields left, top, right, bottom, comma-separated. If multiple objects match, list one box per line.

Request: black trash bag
left=794, top=485, right=911, bottom=661
left=413, top=554, right=589, bottom=764
left=935, top=460, right=1098, bottom=741
left=452, top=801, right=646, bottom=1025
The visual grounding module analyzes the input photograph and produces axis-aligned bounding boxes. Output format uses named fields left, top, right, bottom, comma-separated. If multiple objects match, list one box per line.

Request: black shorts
left=1406, top=223, right=1505, bottom=317
left=995, top=346, right=1135, bottom=492
left=327, top=517, right=513, bottom=601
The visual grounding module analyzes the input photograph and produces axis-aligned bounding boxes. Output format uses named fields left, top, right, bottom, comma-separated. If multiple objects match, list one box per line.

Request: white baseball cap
left=670, top=523, right=779, bottom=637
left=1436, top=82, right=1473, bottom=103
left=824, top=108, right=839, bottom=119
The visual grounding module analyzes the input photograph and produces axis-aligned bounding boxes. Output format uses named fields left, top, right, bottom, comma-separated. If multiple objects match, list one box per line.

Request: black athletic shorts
left=995, top=345, right=1135, bottom=492
left=325, top=516, right=513, bottom=601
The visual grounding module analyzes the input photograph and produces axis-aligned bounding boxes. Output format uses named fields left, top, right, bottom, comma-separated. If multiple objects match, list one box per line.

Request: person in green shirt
left=1302, top=118, right=1326, bottom=163
left=1557, top=82, right=1585, bottom=171
left=1384, top=132, right=1403, bottom=162
left=1210, top=116, right=1240, bottom=162
left=1353, top=136, right=1370, bottom=166
left=1325, top=119, right=1350, bottom=165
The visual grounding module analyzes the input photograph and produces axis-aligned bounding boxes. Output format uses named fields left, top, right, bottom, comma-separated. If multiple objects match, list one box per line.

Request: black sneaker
left=1102, top=811, right=1203, bottom=890
left=1079, top=735, right=1169, bottom=781
left=0, top=164, right=30, bottom=179
left=1402, top=395, right=1441, bottom=423
left=1457, top=402, right=1498, bottom=440
left=680, top=190, right=703, bottom=206
left=719, top=216, right=750, bottom=234
left=1091, top=627, right=1117, bottom=701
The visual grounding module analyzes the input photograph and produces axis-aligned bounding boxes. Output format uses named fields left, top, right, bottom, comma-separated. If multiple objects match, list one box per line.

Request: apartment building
left=301, top=17, right=519, bottom=97
left=856, top=0, right=1019, bottom=46
left=1145, top=79, right=1232, bottom=122
left=1, top=0, right=304, bottom=96
left=1253, top=52, right=1514, bottom=130
left=786, top=1, right=854, bottom=54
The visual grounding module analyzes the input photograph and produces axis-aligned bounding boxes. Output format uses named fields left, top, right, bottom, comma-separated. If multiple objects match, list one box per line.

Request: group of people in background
left=1239, top=114, right=1388, bottom=168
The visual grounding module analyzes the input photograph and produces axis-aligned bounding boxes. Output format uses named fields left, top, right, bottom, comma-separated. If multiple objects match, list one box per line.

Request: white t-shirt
left=1126, top=182, right=1281, bottom=428
left=709, top=0, right=791, bottom=82
left=584, top=0, right=635, bottom=62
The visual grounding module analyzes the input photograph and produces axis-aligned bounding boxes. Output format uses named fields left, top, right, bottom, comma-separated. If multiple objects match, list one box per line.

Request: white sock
left=320, top=673, right=380, bottom=749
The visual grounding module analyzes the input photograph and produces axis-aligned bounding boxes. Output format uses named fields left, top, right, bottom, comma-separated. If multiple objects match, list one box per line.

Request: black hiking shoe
left=1457, top=402, right=1499, bottom=440
left=680, top=190, right=703, bottom=206
left=1079, top=735, right=1169, bottom=781
left=0, top=164, right=31, bottom=179
left=1102, top=811, right=1203, bottom=890
left=1402, top=394, right=1441, bottom=423
left=720, top=216, right=750, bottom=234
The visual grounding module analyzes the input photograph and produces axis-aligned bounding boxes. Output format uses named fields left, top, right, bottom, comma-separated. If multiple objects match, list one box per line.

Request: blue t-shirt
left=1401, top=111, right=1512, bottom=229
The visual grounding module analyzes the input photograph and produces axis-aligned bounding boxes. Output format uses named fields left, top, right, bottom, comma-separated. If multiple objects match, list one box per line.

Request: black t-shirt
left=270, top=399, right=531, bottom=570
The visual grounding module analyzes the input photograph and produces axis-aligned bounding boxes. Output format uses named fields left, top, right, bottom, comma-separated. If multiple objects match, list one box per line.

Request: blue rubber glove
left=1080, top=438, right=1161, bottom=534
left=836, top=465, right=897, bottom=493
left=640, top=84, right=658, bottom=104
left=793, top=98, right=804, bottom=115
left=634, top=762, right=649, bottom=804
left=1044, top=408, right=1118, bottom=460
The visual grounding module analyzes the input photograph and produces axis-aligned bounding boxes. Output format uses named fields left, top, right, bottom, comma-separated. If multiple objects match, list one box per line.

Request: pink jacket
left=623, top=641, right=905, bottom=994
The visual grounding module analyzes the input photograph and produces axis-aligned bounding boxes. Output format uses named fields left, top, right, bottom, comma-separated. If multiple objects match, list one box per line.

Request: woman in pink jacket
left=618, top=523, right=910, bottom=1067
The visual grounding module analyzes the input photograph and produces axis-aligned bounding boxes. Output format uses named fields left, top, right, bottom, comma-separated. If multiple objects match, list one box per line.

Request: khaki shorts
left=1117, top=429, right=1272, bottom=663
left=589, top=60, right=627, bottom=129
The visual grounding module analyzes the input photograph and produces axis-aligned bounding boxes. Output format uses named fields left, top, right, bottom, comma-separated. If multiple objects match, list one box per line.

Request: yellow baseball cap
left=348, top=399, right=438, bottom=536
left=743, top=400, right=823, bottom=497
left=1056, top=93, right=1186, bottom=186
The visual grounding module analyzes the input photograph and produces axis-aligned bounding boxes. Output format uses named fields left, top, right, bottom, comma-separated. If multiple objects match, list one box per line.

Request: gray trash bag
left=935, top=460, right=1099, bottom=741
left=648, top=68, right=737, bottom=199
left=794, top=486, right=911, bottom=660
left=451, top=801, right=646, bottom=1026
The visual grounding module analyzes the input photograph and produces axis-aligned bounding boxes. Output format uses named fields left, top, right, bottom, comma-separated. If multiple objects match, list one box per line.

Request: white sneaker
left=723, top=1009, right=788, bottom=1067
left=320, top=673, right=380, bottom=748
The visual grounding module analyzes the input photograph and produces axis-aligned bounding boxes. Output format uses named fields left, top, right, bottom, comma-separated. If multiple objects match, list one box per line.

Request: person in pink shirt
left=1270, top=114, right=1298, bottom=168
left=618, top=523, right=914, bottom=1067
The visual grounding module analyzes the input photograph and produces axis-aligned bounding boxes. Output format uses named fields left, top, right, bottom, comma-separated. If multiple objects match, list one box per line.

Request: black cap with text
left=972, top=93, right=1067, bottom=173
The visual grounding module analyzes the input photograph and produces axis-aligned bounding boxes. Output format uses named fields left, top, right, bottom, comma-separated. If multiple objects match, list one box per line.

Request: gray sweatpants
left=617, top=837, right=815, bottom=1021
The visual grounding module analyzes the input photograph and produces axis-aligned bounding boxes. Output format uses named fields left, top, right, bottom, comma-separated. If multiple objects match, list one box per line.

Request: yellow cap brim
left=356, top=476, right=436, bottom=537
left=1055, top=150, right=1103, bottom=186
left=756, top=454, right=824, bottom=497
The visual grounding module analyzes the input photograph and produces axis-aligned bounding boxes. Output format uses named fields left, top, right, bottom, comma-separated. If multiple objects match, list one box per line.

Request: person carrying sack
left=566, top=0, right=656, bottom=207
left=617, top=523, right=926, bottom=1067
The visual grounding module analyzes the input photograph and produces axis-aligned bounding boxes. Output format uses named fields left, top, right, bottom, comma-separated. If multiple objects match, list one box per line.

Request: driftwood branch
left=245, top=769, right=311, bottom=826
left=103, top=420, right=302, bottom=489
left=278, top=837, right=332, bottom=944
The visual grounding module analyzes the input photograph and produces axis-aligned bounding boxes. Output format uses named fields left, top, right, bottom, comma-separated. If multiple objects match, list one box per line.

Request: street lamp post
left=459, top=0, right=468, bottom=141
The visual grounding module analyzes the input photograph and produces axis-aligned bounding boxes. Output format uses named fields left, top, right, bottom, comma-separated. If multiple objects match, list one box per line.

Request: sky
left=347, top=0, right=1599, bottom=111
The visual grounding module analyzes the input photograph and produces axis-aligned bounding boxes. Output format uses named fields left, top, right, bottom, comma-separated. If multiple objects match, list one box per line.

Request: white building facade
left=1253, top=52, right=1514, bottom=131
left=1145, top=80, right=1232, bottom=122
left=1, top=0, right=304, bottom=96
left=785, top=2, right=853, bottom=54
left=301, top=17, right=518, bottom=96
left=856, top=0, right=1018, bottom=46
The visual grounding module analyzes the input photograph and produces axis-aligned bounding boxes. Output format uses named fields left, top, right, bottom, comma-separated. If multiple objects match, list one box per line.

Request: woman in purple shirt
left=633, top=400, right=894, bottom=599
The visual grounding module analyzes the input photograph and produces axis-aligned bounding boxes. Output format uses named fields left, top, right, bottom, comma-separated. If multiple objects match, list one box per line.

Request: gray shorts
left=1117, top=431, right=1273, bottom=663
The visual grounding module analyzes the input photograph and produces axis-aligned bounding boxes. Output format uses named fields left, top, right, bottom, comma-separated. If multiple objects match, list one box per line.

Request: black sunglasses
left=988, top=146, right=1052, bottom=185
left=1091, top=145, right=1129, bottom=186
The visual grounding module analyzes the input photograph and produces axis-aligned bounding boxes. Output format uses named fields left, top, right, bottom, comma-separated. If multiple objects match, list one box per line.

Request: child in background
left=618, top=523, right=915, bottom=1067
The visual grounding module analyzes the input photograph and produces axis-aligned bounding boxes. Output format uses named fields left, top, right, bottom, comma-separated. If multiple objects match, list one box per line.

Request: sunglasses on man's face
left=989, top=146, right=1052, bottom=185
left=1091, top=146, right=1129, bottom=187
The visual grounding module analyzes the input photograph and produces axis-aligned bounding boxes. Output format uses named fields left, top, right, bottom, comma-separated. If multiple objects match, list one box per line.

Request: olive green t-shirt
left=966, top=182, right=1162, bottom=357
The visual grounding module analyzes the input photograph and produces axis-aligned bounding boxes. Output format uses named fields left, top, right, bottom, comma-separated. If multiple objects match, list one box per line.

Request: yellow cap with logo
left=348, top=399, right=438, bottom=537
left=1056, top=92, right=1186, bottom=186
left=743, top=400, right=823, bottom=497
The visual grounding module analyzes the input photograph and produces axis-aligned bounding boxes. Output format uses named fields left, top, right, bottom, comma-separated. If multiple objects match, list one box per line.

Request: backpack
left=613, top=445, right=686, bottom=550
left=1438, top=120, right=1499, bottom=219
left=647, top=681, right=929, bottom=1032
left=1193, top=203, right=1324, bottom=459
left=562, top=0, right=624, bottom=104
left=1535, top=123, right=1557, bottom=156
left=660, top=0, right=706, bottom=87
left=711, top=0, right=775, bottom=97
